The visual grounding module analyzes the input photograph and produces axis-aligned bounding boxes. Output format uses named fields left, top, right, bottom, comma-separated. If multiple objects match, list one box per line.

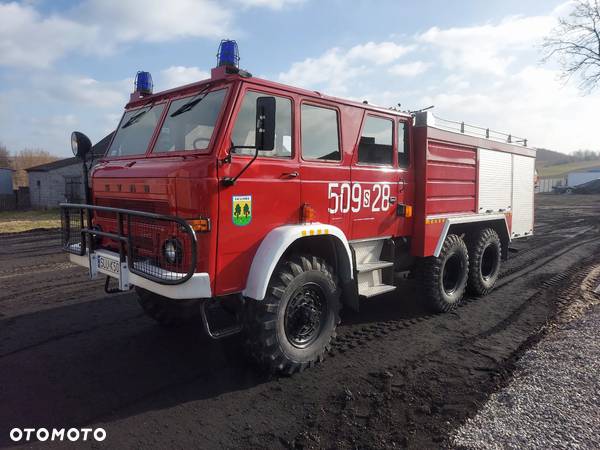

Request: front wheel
left=243, top=255, right=341, bottom=375
left=418, top=234, right=469, bottom=313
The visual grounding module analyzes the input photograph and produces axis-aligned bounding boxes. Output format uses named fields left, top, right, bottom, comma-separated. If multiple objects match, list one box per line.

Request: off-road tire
left=243, top=255, right=341, bottom=375
left=135, top=287, right=200, bottom=327
left=467, top=228, right=501, bottom=296
left=418, top=234, right=469, bottom=313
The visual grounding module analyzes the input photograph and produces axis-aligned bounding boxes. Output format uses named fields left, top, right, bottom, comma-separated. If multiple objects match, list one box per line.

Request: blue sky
left=1, top=0, right=598, bottom=157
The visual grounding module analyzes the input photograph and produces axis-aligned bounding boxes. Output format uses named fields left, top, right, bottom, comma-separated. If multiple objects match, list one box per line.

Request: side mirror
left=255, top=96, right=276, bottom=152
left=71, top=131, right=92, bottom=159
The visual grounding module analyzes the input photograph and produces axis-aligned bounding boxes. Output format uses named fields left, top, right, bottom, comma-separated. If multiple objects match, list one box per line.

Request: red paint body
left=91, top=66, right=532, bottom=297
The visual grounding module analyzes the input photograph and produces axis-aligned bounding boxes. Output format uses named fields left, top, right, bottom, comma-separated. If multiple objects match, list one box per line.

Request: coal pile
left=575, top=179, right=600, bottom=194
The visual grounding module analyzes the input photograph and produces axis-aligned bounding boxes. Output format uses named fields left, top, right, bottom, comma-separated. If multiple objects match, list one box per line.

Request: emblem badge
left=232, top=195, right=252, bottom=226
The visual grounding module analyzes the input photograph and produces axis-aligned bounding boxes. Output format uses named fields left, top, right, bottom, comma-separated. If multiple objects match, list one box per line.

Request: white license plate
left=97, top=254, right=120, bottom=276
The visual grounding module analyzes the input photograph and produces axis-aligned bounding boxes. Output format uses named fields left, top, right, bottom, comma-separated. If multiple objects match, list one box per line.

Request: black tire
left=418, top=234, right=469, bottom=313
left=467, top=228, right=501, bottom=296
left=135, top=287, right=200, bottom=327
left=243, top=255, right=341, bottom=375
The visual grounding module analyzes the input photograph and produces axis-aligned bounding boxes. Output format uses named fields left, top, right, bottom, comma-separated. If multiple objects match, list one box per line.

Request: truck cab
left=62, top=41, right=535, bottom=374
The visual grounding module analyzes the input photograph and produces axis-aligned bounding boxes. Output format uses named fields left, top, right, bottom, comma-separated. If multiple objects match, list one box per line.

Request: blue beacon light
left=217, top=40, right=239, bottom=68
left=134, top=71, right=153, bottom=95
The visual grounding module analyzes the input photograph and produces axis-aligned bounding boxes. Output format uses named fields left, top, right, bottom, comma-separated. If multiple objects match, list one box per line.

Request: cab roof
left=126, top=65, right=412, bottom=119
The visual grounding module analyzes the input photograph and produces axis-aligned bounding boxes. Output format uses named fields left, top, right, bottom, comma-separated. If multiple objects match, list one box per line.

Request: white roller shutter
left=511, top=154, right=535, bottom=237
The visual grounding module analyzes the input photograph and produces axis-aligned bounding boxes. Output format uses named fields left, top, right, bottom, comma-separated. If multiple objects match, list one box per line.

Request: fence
left=0, top=188, right=30, bottom=211
left=537, top=177, right=565, bottom=193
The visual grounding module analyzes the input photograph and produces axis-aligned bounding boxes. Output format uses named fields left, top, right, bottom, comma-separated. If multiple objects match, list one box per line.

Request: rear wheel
left=243, top=255, right=341, bottom=375
left=418, top=234, right=469, bottom=313
left=467, top=228, right=501, bottom=296
left=135, top=287, right=200, bottom=327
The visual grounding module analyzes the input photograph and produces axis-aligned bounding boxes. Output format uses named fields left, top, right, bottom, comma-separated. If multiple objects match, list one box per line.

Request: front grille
left=61, top=203, right=197, bottom=285
left=95, top=198, right=170, bottom=218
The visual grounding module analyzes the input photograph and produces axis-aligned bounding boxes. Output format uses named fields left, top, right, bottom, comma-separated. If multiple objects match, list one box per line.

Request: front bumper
left=69, top=248, right=212, bottom=299
left=61, top=202, right=210, bottom=299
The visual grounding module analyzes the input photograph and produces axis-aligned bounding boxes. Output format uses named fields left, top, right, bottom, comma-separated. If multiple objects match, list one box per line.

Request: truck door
left=349, top=113, right=400, bottom=240
left=216, top=87, right=300, bottom=294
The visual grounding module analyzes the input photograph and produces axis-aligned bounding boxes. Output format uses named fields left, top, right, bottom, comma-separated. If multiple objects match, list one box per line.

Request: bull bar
left=60, top=203, right=202, bottom=292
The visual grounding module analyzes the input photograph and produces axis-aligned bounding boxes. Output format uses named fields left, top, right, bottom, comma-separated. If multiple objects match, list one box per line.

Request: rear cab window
left=398, top=119, right=410, bottom=167
left=357, top=115, right=394, bottom=166
left=301, top=104, right=341, bottom=161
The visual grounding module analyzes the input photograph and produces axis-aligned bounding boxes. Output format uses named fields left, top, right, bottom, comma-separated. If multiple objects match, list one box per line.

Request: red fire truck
left=62, top=41, right=536, bottom=374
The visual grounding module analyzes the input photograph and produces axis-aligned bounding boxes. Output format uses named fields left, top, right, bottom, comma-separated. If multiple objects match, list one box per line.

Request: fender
left=433, top=213, right=510, bottom=257
left=242, top=223, right=354, bottom=301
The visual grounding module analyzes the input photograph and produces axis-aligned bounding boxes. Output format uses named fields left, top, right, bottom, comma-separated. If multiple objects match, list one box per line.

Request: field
left=0, top=209, right=60, bottom=233
left=537, top=160, right=600, bottom=178
left=1, top=194, right=599, bottom=448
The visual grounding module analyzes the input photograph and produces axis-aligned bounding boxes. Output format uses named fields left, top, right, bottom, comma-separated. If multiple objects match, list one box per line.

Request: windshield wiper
left=121, top=103, right=154, bottom=129
left=170, top=83, right=213, bottom=118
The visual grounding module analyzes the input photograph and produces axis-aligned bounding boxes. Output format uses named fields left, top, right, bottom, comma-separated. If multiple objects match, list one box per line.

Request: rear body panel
left=412, top=117, right=536, bottom=257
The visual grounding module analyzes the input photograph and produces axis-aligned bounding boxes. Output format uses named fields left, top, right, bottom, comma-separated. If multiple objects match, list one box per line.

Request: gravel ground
left=453, top=272, right=600, bottom=450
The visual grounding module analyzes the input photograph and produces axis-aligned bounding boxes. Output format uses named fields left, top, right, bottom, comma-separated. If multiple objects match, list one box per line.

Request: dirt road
left=1, top=194, right=599, bottom=449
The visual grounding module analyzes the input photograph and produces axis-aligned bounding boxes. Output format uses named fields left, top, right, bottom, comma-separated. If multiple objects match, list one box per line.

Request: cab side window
left=301, top=104, right=341, bottom=161
left=358, top=116, right=393, bottom=165
left=398, top=121, right=410, bottom=167
left=232, top=91, right=292, bottom=158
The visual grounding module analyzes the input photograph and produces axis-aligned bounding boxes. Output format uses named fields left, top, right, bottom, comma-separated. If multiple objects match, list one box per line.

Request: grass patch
left=538, top=160, right=600, bottom=178
left=0, top=208, right=61, bottom=233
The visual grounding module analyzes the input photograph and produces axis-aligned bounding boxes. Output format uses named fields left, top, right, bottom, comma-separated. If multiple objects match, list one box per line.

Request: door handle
left=389, top=196, right=397, bottom=204
left=282, top=171, right=299, bottom=178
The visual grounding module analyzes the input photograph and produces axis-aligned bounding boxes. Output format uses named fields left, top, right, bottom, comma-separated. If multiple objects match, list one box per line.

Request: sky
left=0, top=0, right=598, bottom=158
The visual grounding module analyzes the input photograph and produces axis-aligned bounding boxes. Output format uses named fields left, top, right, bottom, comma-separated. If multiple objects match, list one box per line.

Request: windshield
left=107, top=104, right=166, bottom=157
left=153, top=88, right=227, bottom=153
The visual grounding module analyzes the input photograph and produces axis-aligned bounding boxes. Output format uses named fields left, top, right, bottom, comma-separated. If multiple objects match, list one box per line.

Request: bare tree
left=12, top=148, right=59, bottom=188
left=543, top=0, right=600, bottom=92
left=0, top=143, right=10, bottom=168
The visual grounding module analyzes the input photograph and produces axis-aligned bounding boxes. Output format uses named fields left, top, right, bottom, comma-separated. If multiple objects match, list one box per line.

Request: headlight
left=71, top=133, right=78, bottom=156
left=163, top=239, right=182, bottom=264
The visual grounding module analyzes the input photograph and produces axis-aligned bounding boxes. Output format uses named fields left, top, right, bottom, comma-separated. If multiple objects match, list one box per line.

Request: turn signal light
left=405, top=205, right=413, bottom=218
left=189, top=218, right=211, bottom=232
left=302, top=203, right=317, bottom=223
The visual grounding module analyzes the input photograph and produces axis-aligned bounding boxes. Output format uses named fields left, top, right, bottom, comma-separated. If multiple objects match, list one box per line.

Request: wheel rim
left=284, top=282, right=327, bottom=348
left=480, top=243, right=499, bottom=280
left=442, top=253, right=464, bottom=295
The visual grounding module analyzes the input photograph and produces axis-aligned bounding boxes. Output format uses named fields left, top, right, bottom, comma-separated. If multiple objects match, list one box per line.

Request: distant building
left=26, top=133, right=114, bottom=209
left=0, top=167, right=13, bottom=195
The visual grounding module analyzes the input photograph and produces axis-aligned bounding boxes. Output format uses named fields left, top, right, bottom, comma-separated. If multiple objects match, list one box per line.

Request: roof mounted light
left=217, top=40, right=239, bottom=68
left=134, top=71, right=153, bottom=95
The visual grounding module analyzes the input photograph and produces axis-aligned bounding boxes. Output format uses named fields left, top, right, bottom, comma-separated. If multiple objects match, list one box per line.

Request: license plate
left=97, top=254, right=120, bottom=276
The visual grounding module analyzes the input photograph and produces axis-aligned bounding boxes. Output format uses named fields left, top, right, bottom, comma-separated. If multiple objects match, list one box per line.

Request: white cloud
left=346, top=42, right=414, bottom=65
left=276, top=7, right=600, bottom=152
left=420, top=66, right=600, bottom=151
left=278, top=42, right=414, bottom=95
left=80, top=0, right=231, bottom=43
left=236, top=0, right=304, bottom=9
left=0, top=0, right=232, bottom=68
left=159, top=66, right=211, bottom=90
left=388, top=61, right=430, bottom=77
left=34, top=75, right=132, bottom=109
left=0, top=2, right=100, bottom=68
left=418, top=15, right=556, bottom=75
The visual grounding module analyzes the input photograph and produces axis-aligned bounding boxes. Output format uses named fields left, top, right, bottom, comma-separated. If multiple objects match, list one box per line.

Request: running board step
left=359, top=284, right=396, bottom=298
left=356, top=261, right=394, bottom=273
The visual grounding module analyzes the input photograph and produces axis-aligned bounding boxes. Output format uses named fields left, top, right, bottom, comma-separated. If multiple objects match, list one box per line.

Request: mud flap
left=342, top=279, right=360, bottom=312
